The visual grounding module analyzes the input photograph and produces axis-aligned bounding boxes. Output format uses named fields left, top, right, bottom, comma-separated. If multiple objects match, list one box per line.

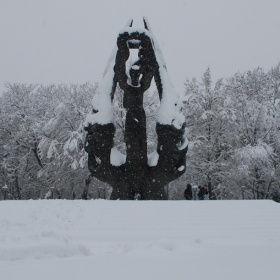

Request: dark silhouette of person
left=197, top=185, right=208, bottom=200
left=184, top=184, right=193, bottom=200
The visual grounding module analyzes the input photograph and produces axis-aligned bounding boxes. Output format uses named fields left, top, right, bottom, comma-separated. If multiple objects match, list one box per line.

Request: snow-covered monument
left=84, top=18, right=188, bottom=199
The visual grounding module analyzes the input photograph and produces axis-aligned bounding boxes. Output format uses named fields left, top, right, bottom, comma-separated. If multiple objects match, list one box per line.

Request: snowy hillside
left=0, top=200, right=279, bottom=280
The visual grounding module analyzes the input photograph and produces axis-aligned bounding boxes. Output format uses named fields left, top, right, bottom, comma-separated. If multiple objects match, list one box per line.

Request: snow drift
left=0, top=200, right=279, bottom=280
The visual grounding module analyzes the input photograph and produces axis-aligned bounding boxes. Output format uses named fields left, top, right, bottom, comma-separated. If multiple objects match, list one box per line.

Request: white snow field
left=0, top=200, right=279, bottom=280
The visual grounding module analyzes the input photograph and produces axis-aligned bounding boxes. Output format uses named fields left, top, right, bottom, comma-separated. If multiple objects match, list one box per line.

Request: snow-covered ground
left=0, top=200, right=279, bottom=280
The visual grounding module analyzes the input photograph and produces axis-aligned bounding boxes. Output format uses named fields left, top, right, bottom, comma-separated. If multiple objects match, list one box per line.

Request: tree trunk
left=81, top=175, right=92, bottom=200
left=208, top=179, right=216, bottom=200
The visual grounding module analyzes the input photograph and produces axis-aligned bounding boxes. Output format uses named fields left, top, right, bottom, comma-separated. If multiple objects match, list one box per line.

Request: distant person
left=184, top=184, right=193, bottom=200
left=197, top=185, right=208, bottom=200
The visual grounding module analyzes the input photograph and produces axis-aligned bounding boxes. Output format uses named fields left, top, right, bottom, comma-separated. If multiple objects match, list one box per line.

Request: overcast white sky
left=1, top=0, right=280, bottom=96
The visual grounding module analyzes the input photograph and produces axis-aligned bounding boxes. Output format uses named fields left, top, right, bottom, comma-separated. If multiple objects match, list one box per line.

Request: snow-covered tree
left=0, top=83, right=98, bottom=199
left=0, top=84, right=47, bottom=199
left=183, top=69, right=236, bottom=199
left=37, top=84, right=97, bottom=199
left=225, top=66, right=280, bottom=199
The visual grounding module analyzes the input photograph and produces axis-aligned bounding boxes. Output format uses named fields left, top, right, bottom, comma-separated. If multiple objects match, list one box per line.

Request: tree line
left=1, top=64, right=280, bottom=201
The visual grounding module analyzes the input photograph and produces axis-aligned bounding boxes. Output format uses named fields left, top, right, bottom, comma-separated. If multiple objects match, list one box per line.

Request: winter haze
left=1, top=0, right=280, bottom=95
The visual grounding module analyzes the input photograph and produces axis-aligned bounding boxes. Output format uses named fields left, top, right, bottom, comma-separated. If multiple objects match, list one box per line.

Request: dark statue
left=84, top=18, right=188, bottom=200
